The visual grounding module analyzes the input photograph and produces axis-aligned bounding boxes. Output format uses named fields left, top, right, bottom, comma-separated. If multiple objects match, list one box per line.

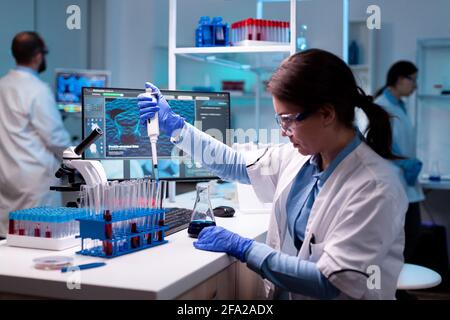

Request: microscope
left=51, top=127, right=107, bottom=195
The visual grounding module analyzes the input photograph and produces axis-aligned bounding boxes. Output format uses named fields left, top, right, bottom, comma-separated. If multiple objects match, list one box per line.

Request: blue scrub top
left=286, top=131, right=363, bottom=249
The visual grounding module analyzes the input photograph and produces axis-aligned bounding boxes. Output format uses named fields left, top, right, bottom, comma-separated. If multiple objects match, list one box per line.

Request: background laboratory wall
left=350, top=0, right=450, bottom=91
left=0, top=0, right=90, bottom=84
left=0, top=0, right=35, bottom=76
left=0, top=0, right=91, bottom=142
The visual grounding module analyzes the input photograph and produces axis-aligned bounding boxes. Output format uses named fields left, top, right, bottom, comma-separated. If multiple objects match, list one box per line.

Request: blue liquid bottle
left=188, top=183, right=216, bottom=238
left=196, top=16, right=212, bottom=47
left=349, top=40, right=359, bottom=65
left=211, top=16, right=229, bottom=47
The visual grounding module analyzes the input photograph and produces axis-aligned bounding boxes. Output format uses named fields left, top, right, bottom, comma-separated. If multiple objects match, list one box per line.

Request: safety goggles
left=404, top=75, right=417, bottom=84
left=34, top=47, right=49, bottom=56
left=275, top=110, right=314, bottom=135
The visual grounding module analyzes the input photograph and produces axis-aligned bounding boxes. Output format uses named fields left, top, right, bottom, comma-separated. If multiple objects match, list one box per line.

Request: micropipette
left=146, top=88, right=160, bottom=181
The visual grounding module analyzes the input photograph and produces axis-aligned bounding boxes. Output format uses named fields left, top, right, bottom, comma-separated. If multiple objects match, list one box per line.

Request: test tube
left=113, top=181, right=122, bottom=235
left=270, top=21, right=275, bottom=41
left=156, top=180, right=167, bottom=242
left=138, top=179, right=146, bottom=228
left=146, top=179, right=152, bottom=229
left=243, top=19, right=248, bottom=41
left=256, top=19, right=261, bottom=41
left=34, top=223, right=41, bottom=237
left=83, top=185, right=94, bottom=217
left=8, top=218, right=15, bottom=235
left=103, top=185, right=113, bottom=255
left=284, top=22, right=289, bottom=43
left=147, top=180, right=153, bottom=232
left=237, top=21, right=242, bottom=42
left=18, top=217, right=25, bottom=236
left=277, top=21, right=282, bottom=42
left=45, top=225, right=51, bottom=238
left=275, top=20, right=279, bottom=41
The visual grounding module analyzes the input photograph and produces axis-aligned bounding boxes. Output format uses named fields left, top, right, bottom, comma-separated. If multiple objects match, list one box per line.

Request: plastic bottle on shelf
left=349, top=40, right=359, bottom=65
left=211, top=16, right=228, bottom=46
left=196, top=16, right=212, bottom=47
left=297, top=24, right=308, bottom=51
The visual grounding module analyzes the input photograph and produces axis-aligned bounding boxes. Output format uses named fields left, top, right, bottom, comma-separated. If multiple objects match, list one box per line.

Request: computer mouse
left=213, top=206, right=235, bottom=218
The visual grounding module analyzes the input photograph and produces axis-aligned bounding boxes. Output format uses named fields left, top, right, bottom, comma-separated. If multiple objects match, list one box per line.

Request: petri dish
left=33, top=256, right=74, bottom=271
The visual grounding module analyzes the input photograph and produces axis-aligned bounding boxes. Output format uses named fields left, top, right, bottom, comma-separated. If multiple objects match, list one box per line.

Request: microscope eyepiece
left=74, top=127, right=103, bottom=156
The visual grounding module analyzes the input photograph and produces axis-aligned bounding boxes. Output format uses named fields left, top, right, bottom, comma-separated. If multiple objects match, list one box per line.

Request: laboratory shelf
left=174, top=46, right=291, bottom=71
left=174, top=45, right=291, bottom=55
left=349, top=64, right=369, bottom=71
left=231, top=93, right=273, bottom=99
left=417, top=94, right=450, bottom=100
left=420, top=178, right=450, bottom=190
left=168, top=0, right=297, bottom=147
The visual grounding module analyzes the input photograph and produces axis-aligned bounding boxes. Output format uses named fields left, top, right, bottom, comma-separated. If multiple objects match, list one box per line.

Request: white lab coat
left=374, top=94, right=424, bottom=203
left=245, top=141, right=408, bottom=299
left=0, top=69, right=71, bottom=237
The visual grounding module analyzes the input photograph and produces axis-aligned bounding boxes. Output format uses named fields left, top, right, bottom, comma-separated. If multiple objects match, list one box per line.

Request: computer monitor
left=55, top=69, right=111, bottom=113
left=82, top=87, right=231, bottom=181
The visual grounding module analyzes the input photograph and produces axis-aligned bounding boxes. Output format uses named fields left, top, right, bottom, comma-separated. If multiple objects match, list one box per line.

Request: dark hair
left=11, top=31, right=47, bottom=65
left=268, top=48, right=397, bottom=160
left=374, top=61, right=418, bottom=98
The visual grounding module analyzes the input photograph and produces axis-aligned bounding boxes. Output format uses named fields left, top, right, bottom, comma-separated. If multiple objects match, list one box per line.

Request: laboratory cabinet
left=177, top=261, right=265, bottom=300
left=416, top=38, right=450, bottom=179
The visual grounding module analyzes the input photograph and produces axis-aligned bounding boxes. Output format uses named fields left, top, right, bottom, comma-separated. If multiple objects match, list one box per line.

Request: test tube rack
left=76, top=208, right=169, bottom=259
left=7, top=207, right=85, bottom=251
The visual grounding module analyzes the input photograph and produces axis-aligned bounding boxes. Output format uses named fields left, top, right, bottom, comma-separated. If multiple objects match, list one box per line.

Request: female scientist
left=373, top=61, right=424, bottom=263
left=138, top=49, right=408, bottom=300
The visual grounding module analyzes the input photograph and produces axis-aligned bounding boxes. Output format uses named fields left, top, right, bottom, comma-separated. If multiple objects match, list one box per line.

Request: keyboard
left=164, top=207, right=193, bottom=236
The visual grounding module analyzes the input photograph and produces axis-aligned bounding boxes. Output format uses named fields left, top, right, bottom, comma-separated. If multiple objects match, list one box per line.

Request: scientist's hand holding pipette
left=138, top=82, right=185, bottom=138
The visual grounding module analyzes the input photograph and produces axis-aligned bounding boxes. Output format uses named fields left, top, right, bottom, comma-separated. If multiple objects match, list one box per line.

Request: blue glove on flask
left=193, top=226, right=254, bottom=262
left=137, top=82, right=185, bottom=137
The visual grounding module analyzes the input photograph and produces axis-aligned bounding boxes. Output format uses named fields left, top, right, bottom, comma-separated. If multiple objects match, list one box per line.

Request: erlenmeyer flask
left=188, top=183, right=216, bottom=238
left=429, top=161, right=441, bottom=181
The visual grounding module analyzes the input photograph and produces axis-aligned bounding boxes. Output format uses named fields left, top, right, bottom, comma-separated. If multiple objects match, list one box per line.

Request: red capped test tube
left=103, top=210, right=113, bottom=256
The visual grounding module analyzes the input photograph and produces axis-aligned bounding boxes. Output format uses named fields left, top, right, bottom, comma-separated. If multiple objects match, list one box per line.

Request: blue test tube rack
left=76, top=208, right=169, bottom=259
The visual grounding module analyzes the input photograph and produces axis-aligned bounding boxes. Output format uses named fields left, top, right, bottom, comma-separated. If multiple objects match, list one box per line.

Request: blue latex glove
left=193, top=226, right=254, bottom=262
left=137, top=82, right=185, bottom=137
left=396, top=158, right=423, bottom=186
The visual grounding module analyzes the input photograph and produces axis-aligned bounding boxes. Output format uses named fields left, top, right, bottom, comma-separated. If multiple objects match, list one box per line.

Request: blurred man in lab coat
left=0, top=32, right=71, bottom=238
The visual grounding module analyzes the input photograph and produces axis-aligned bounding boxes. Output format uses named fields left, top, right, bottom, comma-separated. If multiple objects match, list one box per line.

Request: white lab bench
left=420, top=178, right=450, bottom=190
left=0, top=189, right=270, bottom=300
